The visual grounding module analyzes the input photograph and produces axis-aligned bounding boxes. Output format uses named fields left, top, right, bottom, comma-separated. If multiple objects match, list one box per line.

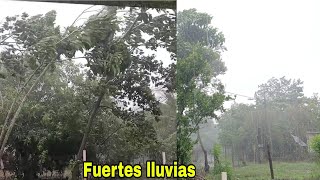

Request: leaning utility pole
left=267, top=144, right=274, bottom=179
left=264, top=94, right=273, bottom=155
left=264, top=94, right=274, bottom=179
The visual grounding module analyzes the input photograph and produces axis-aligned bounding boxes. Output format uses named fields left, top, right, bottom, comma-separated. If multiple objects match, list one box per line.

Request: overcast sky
left=2, top=0, right=320, bottom=106
left=178, top=0, right=320, bottom=105
left=0, top=1, right=96, bottom=27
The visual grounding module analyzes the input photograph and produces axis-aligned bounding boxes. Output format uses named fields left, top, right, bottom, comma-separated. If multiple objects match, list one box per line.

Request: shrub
left=211, top=144, right=233, bottom=180
left=311, top=135, right=320, bottom=159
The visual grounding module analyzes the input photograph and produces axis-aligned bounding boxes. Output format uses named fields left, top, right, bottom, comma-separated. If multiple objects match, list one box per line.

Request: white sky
left=0, top=1, right=96, bottom=28
left=178, top=0, right=320, bottom=105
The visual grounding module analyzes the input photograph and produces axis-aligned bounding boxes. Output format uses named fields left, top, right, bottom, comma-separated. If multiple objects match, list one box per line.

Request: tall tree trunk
left=197, top=130, right=209, bottom=173
left=77, top=92, right=105, bottom=160
left=0, top=91, right=3, bottom=109
left=0, top=62, right=53, bottom=159
left=0, top=98, right=17, bottom=146
left=71, top=92, right=105, bottom=180
left=253, top=144, right=256, bottom=164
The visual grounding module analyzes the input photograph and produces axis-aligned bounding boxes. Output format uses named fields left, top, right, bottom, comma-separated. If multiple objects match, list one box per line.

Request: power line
left=225, top=91, right=254, bottom=100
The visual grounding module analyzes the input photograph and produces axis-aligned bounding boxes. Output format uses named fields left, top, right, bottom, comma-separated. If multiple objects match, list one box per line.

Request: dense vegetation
left=177, top=8, right=320, bottom=180
left=0, top=3, right=319, bottom=180
left=218, top=77, right=320, bottom=165
left=0, top=5, right=176, bottom=179
left=176, top=8, right=230, bottom=172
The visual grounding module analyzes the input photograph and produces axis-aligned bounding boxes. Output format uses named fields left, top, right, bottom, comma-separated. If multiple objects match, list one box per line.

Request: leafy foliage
left=311, top=135, right=320, bottom=157
left=0, top=5, right=176, bottom=179
left=177, top=8, right=230, bottom=165
left=219, top=76, right=320, bottom=164
left=210, top=144, right=233, bottom=180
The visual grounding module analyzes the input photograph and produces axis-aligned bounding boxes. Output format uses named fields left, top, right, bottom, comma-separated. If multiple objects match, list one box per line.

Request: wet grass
left=233, top=162, right=320, bottom=180
left=206, top=161, right=320, bottom=180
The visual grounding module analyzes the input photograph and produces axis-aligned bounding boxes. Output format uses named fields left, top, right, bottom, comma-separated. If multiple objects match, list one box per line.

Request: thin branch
left=0, top=60, right=54, bottom=159
left=99, top=124, right=126, bottom=146
left=0, top=34, right=14, bottom=45
left=69, top=5, right=96, bottom=28
left=0, top=41, right=17, bottom=45
left=0, top=63, right=44, bottom=146
left=0, top=91, right=3, bottom=110
left=118, top=14, right=140, bottom=41
left=131, top=15, right=163, bottom=32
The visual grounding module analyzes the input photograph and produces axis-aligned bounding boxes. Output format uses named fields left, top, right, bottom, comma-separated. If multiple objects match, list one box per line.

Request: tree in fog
left=177, top=8, right=230, bottom=171
left=218, top=76, right=320, bottom=165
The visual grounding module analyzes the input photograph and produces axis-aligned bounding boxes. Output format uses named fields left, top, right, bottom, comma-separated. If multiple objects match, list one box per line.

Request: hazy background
left=178, top=0, right=320, bottom=106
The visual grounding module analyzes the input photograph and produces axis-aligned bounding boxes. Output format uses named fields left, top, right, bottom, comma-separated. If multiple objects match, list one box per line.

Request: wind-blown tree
left=69, top=6, right=176, bottom=178
left=0, top=5, right=176, bottom=179
left=177, top=8, right=230, bottom=171
left=0, top=10, right=74, bottom=160
left=0, top=59, right=88, bottom=178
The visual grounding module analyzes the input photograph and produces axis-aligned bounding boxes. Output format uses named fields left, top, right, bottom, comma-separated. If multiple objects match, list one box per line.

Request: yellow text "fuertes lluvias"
left=83, top=161, right=196, bottom=178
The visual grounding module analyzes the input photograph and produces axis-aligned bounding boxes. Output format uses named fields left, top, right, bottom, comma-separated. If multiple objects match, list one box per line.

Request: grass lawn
left=232, top=162, right=320, bottom=180
left=206, top=161, right=320, bottom=180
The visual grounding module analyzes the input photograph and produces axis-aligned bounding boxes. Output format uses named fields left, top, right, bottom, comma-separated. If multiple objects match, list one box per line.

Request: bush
left=311, top=135, right=320, bottom=159
left=210, top=144, right=233, bottom=180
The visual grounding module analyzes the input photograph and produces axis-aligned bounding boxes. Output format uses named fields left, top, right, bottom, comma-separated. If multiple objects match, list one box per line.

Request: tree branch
left=69, top=5, right=96, bottom=29
left=0, top=60, right=54, bottom=159
left=0, top=34, right=14, bottom=45
left=0, top=91, right=3, bottom=110
left=0, top=63, right=44, bottom=146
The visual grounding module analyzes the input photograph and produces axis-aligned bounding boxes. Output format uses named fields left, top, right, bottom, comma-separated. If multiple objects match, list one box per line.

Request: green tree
left=0, top=60, right=87, bottom=178
left=70, top=6, right=176, bottom=179
left=177, top=9, right=230, bottom=171
left=0, top=5, right=176, bottom=179
left=218, top=103, right=256, bottom=166
left=218, top=76, right=320, bottom=164
left=0, top=10, right=73, bottom=160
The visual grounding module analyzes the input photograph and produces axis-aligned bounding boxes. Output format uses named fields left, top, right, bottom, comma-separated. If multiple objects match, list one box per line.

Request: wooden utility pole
left=267, top=144, right=274, bottom=179
left=264, top=94, right=273, bottom=155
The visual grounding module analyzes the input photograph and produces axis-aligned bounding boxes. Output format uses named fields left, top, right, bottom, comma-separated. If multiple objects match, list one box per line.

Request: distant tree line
left=219, top=77, right=320, bottom=166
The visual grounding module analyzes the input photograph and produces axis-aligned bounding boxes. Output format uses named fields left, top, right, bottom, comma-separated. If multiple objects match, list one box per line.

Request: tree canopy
left=177, top=8, right=230, bottom=166
left=218, top=76, right=320, bottom=165
left=0, top=5, right=176, bottom=179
